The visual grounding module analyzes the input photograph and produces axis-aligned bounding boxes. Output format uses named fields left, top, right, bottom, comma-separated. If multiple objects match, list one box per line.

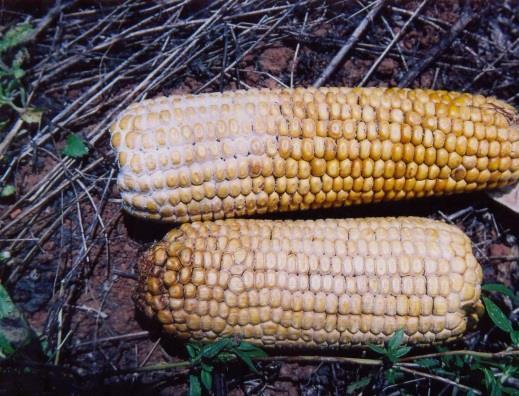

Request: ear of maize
left=111, top=87, right=519, bottom=223
left=135, top=217, right=484, bottom=348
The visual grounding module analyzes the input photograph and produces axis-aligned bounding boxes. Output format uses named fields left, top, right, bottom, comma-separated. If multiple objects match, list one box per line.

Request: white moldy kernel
left=136, top=217, right=484, bottom=348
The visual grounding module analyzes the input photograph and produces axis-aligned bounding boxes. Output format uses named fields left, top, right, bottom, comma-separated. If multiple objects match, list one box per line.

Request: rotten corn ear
left=135, top=217, right=484, bottom=347
left=111, top=87, right=519, bottom=223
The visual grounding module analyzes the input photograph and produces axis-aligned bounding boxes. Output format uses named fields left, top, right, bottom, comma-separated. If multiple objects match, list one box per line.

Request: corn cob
left=135, top=217, right=484, bottom=347
left=111, top=87, right=519, bottom=223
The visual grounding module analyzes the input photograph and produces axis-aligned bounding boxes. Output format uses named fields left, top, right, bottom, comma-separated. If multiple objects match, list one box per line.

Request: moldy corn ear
left=111, top=87, right=519, bottom=223
left=135, top=217, right=484, bottom=347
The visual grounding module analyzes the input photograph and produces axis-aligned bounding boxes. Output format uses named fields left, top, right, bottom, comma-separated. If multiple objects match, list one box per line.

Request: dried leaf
left=0, top=251, right=10, bottom=262
left=20, top=108, right=42, bottom=124
left=488, top=183, right=519, bottom=214
left=0, top=184, right=15, bottom=198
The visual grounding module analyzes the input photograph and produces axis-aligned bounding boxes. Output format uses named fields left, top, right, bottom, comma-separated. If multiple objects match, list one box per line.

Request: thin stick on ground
left=0, top=119, right=24, bottom=158
left=397, top=366, right=481, bottom=395
left=313, top=0, right=387, bottom=88
left=398, top=3, right=480, bottom=87
left=195, top=3, right=298, bottom=93
left=358, top=0, right=429, bottom=86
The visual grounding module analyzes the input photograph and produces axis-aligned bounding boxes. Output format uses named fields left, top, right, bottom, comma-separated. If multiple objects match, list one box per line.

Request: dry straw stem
left=358, top=0, right=429, bottom=86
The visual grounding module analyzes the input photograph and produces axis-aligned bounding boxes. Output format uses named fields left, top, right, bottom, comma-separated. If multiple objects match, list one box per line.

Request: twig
left=195, top=3, right=297, bottom=92
left=22, top=0, right=76, bottom=46
left=74, top=331, right=150, bottom=349
left=100, top=348, right=519, bottom=379
left=397, top=366, right=481, bottom=395
left=463, top=37, right=519, bottom=90
left=103, top=360, right=191, bottom=376
left=399, top=349, right=519, bottom=362
left=358, top=0, right=429, bottom=86
left=139, top=337, right=162, bottom=367
left=0, top=119, right=24, bottom=158
left=488, top=256, right=519, bottom=261
left=290, top=10, right=309, bottom=88
left=257, top=355, right=382, bottom=366
left=398, top=3, right=480, bottom=87
left=380, top=16, right=408, bottom=70
left=313, top=0, right=387, bottom=87
left=219, top=23, right=230, bottom=92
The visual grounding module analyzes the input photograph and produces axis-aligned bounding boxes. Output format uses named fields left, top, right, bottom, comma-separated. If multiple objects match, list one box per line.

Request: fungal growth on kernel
left=110, top=87, right=519, bottom=223
left=135, top=217, right=484, bottom=347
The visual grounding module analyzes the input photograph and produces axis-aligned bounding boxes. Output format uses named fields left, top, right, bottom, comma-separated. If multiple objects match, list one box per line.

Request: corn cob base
left=111, top=87, right=519, bottom=223
left=135, top=217, right=484, bottom=347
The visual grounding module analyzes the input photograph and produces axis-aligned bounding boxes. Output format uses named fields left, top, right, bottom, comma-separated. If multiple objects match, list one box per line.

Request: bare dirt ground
left=0, top=1, right=518, bottom=395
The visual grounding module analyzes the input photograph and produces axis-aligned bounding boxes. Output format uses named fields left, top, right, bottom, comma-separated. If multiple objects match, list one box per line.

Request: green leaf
left=215, top=351, right=236, bottom=363
left=231, top=347, right=259, bottom=374
left=482, top=296, right=513, bottom=333
left=11, top=66, right=24, bottom=79
left=388, top=328, right=405, bottom=351
left=38, top=336, right=52, bottom=359
left=482, top=284, right=518, bottom=303
left=502, top=386, right=519, bottom=395
left=0, top=283, right=34, bottom=358
left=511, top=330, right=519, bottom=346
left=482, top=368, right=502, bottom=396
left=237, top=341, right=263, bottom=352
left=63, top=133, right=88, bottom=158
left=385, top=368, right=404, bottom=385
left=200, top=362, right=213, bottom=373
left=0, top=23, right=34, bottom=54
left=0, top=184, right=15, bottom=198
left=202, top=337, right=232, bottom=359
left=502, top=364, right=519, bottom=378
left=186, top=343, right=201, bottom=361
left=416, top=358, right=439, bottom=368
left=189, top=374, right=202, bottom=396
left=201, top=369, right=212, bottom=391
left=392, top=346, right=411, bottom=360
left=236, top=341, right=267, bottom=358
left=454, top=354, right=465, bottom=368
left=346, top=376, right=370, bottom=394
left=367, top=344, right=387, bottom=355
